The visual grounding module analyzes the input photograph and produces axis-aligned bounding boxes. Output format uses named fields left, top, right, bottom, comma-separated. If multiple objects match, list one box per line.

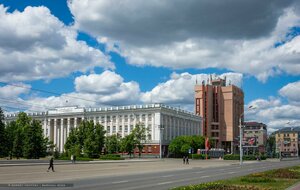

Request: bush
left=223, top=154, right=266, bottom=160
left=57, top=156, right=93, bottom=161
left=240, top=177, right=275, bottom=183
left=191, top=154, right=210, bottom=159
left=266, top=168, right=300, bottom=179
left=99, top=154, right=124, bottom=160
left=172, top=182, right=262, bottom=190
left=223, top=154, right=240, bottom=160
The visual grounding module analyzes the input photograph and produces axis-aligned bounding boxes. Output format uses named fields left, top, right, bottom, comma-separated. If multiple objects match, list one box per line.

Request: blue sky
left=0, top=0, right=300, bottom=133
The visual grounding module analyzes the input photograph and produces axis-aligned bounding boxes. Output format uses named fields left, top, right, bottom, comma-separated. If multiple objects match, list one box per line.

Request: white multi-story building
left=5, top=104, right=202, bottom=156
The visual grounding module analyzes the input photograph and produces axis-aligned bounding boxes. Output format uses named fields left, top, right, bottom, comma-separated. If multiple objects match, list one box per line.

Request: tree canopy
left=65, top=120, right=106, bottom=158
left=169, top=135, right=205, bottom=157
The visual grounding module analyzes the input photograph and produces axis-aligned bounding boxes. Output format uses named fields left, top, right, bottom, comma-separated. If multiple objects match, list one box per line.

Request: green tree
left=0, top=107, right=6, bottom=157
left=169, top=135, right=206, bottom=157
left=13, top=127, right=24, bottom=159
left=120, top=134, right=135, bottom=158
left=65, top=120, right=106, bottom=158
left=65, top=128, right=78, bottom=156
left=5, top=121, right=18, bottom=159
left=267, top=135, right=276, bottom=157
left=105, top=134, right=121, bottom=154
left=11, top=112, right=31, bottom=158
left=23, top=119, right=47, bottom=159
left=132, top=124, right=149, bottom=157
left=83, top=121, right=106, bottom=158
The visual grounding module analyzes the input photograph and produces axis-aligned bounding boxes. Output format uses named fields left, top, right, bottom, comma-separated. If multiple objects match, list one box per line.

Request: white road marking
left=194, top=171, right=204, bottom=174
left=157, top=181, right=173, bottom=185
left=200, top=175, right=210, bottom=178
left=112, top=180, right=129, bottom=184
left=162, top=175, right=174, bottom=178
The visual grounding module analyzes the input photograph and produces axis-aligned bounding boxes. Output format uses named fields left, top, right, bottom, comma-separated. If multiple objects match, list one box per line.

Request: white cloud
left=22, top=71, right=141, bottom=110
left=245, top=96, right=300, bottom=134
left=0, top=84, right=31, bottom=98
left=68, top=0, right=300, bottom=82
left=279, top=81, right=300, bottom=103
left=141, top=72, right=243, bottom=107
left=0, top=5, right=113, bottom=82
left=75, top=71, right=123, bottom=94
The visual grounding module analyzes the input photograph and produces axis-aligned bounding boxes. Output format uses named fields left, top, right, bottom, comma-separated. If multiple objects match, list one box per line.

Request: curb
left=286, top=182, right=300, bottom=190
left=0, top=159, right=160, bottom=167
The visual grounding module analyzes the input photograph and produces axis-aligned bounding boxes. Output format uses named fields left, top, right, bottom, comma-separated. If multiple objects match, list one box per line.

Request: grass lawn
left=172, top=165, right=300, bottom=190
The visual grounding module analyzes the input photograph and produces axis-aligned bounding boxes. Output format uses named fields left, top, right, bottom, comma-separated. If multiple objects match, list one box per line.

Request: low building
left=275, top=127, right=300, bottom=157
left=5, top=103, right=202, bottom=156
left=243, top=122, right=267, bottom=154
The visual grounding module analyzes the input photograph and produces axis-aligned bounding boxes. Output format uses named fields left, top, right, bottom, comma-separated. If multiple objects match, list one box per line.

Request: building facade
left=194, top=76, right=244, bottom=153
left=275, top=127, right=300, bottom=157
left=5, top=104, right=202, bottom=156
left=243, top=122, right=267, bottom=154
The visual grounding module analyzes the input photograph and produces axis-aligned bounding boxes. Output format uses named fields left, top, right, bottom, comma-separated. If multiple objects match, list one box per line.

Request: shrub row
left=192, top=154, right=211, bottom=159
left=240, top=177, right=275, bottom=183
left=172, top=182, right=262, bottom=190
left=99, top=154, right=124, bottom=160
left=223, top=154, right=266, bottom=160
left=265, top=168, right=300, bottom=179
left=57, top=156, right=93, bottom=161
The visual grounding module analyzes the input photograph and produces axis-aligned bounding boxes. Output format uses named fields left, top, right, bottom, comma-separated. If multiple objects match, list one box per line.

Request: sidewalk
left=0, top=158, right=160, bottom=167
left=286, top=182, right=300, bottom=190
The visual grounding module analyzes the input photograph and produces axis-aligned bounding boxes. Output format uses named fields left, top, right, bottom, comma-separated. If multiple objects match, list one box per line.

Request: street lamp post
left=240, top=105, right=256, bottom=166
left=239, top=116, right=243, bottom=166
left=158, top=125, right=164, bottom=159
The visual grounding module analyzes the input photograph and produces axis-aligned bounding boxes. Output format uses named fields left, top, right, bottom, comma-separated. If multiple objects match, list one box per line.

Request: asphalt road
left=1, top=159, right=300, bottom=190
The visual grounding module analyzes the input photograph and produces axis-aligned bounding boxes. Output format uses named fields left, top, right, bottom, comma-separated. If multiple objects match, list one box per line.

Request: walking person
left=183, top=156, right=186, bottom=164
left=47, top=157, right=55, bottom=172
left=186, top=156, right=189, bottom=164
left=71, top=154, right=74, bottom=164
left=73, top=155, right=76, bottom=164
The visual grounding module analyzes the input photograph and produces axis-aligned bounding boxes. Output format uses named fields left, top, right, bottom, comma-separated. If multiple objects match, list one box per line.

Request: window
left=125, top=125, right=128, bottom=133
left=113, top=126, right=116, bottom=133
left=119, top=125, right=122, bottom=132
left=148, top=114, right=152, bottom=121
left=107, top=126, right=111, bottom=133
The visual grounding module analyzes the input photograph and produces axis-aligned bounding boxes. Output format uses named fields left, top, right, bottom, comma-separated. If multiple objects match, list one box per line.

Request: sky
left=0, top=0, right=300, bottom=133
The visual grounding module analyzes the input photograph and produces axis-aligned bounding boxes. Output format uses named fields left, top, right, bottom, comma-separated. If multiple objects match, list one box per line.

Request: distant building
left=5, top=103, right=202, bottom=156
left=275, top=127, right=300, bottom=157
left=243, top=122, right=267, bottom=154
left=195, top=76, right=244, bottom=153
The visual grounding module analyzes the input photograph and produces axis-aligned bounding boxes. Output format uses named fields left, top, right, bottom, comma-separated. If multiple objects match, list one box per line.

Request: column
left=121, top=115, right=125, bottom=137
left=48, top=119, right=52, bottom=142
left=67, top=118, right=70, bottom=138
left=93, top=116, right=96, bottom=125
left=54, top=118, right=57, bottom=150
left=60, top=118, right=64, bottom=152
left=74, top=117, right=77, bottom=128
left=43, top=118, right=47, bottom=137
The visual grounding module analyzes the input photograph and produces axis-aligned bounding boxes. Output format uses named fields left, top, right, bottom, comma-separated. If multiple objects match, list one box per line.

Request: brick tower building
left=195, top=76, right=244, bottom=153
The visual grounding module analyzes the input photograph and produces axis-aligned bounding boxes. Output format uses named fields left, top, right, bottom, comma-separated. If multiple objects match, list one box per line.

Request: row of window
left=87, top=114, right=153, bottom=123
left=277, top=133, right=297, bottom=137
